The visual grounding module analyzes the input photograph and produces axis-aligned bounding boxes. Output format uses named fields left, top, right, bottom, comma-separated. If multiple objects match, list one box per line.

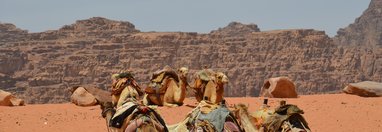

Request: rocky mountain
left=210, top=22, right=260, bottom=37
left=332, top=0, right=382, bottom=90
left=0, top=23, right=28, bottom=42
left=1, top=0, right=382, bottom=104
left=335, top=0, right=382, bottom=47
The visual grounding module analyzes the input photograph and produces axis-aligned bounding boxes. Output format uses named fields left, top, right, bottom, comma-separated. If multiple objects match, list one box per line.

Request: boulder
left=343, top=81, right=382, bottom=97
left=259, top=77, right=298, bottom=98
left=70, top=87, right=98, bottom=106
left=0, top=90, right=25, bottom=106
left=80, top=85, right=112, bottom=103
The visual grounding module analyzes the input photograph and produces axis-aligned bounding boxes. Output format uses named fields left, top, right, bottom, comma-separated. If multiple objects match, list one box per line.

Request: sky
left=0, top=0, right=371, bottom=37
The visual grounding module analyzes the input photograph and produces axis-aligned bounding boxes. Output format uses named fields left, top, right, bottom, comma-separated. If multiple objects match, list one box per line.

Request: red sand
left=1, top=94, right=381, bottom=132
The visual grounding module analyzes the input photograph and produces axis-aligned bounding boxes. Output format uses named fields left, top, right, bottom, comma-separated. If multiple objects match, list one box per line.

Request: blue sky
left=0, top=0, right=370, bottom=36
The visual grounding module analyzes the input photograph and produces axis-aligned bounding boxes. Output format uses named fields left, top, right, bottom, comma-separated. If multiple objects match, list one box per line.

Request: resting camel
left=143, top=66, right=189, bottom=107
left=233, top=102, right=311, bottom=132
left=258, top=103, right=311, bottom=132
left=193, top=69, right=228, bottom=104
left=100, top=79, right=168, bottom=132
left=167, top=100, right=242, bottom=132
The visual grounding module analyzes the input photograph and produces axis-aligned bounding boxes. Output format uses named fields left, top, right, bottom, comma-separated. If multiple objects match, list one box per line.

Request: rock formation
left=70, top=87, right=98, bottom=106
left=210, top=22, right=260, bottom=37
left=343, top=81, right=382, bottom=97
left=0, top=22, right=28, bottom=42
left=332, top=0, right=382, bottom=91
left=0, top=90, right=25, bottom=106
left=0, top=0, right=382, bottom=103
left=77, top=85, right=112, bottom=103
left=259, top=77, right=298, bottom=98
left=334, top=0, right=382, bottom=47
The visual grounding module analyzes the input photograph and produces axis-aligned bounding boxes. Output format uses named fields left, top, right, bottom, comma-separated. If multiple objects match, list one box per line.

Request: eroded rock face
left=0, top=23, right=28, bottom=42
left=334, top=0, right=382, bottom=47
left=28, top=17, right=139, bottom=40
left=210, top=22, right=260, bottom=37
left=1, top=0, right=382, bottom=104
left=343, top=81, right=382, bottom=97
left=332, top=0, right=382, bottom=92
left=259, top=77, right=298, bottom=98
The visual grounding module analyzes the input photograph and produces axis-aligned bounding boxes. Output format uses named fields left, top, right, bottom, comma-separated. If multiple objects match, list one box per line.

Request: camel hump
left=151, top=66, right=179, bottom=83
left=166, top=78, right=179, bottom=91
left=146, top=77, right=176, bottom=94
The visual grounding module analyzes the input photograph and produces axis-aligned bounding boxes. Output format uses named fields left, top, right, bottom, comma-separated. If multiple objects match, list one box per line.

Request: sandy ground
left=1, top=94, right=382, bottom=132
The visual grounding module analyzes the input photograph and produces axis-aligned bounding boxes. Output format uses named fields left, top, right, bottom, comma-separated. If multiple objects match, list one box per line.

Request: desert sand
left=1, top=94, right=381, bottom=132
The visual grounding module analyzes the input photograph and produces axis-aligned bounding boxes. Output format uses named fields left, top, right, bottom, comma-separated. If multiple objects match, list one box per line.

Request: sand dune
left=1, top=94, right=381, bottom=132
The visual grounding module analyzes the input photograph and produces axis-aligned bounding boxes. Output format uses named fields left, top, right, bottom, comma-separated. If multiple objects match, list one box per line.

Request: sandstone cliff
left=335, top=0, right=382, bottom=47
left=1, top=0, right=382, bottom=104
left=333, top=0, right=382, bottom=90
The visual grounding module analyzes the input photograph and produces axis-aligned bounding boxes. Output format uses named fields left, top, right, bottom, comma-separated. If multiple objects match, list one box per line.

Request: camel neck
left=240, top=110, right=258, bottom=132
left=179, top=76, right=187, bottom=91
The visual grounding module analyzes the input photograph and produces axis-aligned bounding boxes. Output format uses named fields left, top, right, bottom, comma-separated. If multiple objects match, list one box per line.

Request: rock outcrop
left=70, top=87, right=98, bottom=106
left=78, top=85, right=112, bottom=103
left=333, top=0, right=382, bottom=91
left=28, top=17, right=139, bottom=40
left=210, top=22, right=260, bottom=37
left=1, top=0, right=382, bottom=104
left=259, top=77, right=298, bottom=98
left=343, top=81, right=382, bottom=97
left=0, top=22, right=28, bottom=42
left=334, top=0, right=382, bottom=47
left=0, top=90, right=25, bottom=106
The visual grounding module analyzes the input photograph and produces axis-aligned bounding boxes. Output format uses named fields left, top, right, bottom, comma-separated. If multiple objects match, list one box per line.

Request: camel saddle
left=196, top=69, right=215, bottom=82
left=193, top=69, right=216, bottom=99
left=262, top=104, right=310, bottom=131
left=151, top=69, right=179, bottom=83
left=187, top=101, right=241, bottom=132
left=112, top=78, right=143, bottom=96
left=110, top=102, right=168, bottom=131
left=145, top=70, right=179, bottom=94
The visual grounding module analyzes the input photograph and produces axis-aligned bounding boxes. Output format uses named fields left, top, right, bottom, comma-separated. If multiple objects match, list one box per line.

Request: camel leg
left=163, top=102, right=179, bottom=107
left=143, top=94, right=149, bottom=106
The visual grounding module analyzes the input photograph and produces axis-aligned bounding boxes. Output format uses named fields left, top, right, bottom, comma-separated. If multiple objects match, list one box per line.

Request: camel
left=143, top=66, right=189, bottom=107
left=232, top=104, right=260, bottom=132
left=167, top=100, right=242, bottom=132
left=193, top=69, right=228, bottom=104
left=110, top=72, right=143, bottom=108
left=233, top=101, right=311, bottom=132
left=258, top=103, right=311, bottom=132
left=100, top=83, right=168, bottom=132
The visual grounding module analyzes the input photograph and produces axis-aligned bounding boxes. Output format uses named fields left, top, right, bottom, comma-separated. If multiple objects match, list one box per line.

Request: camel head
left=177, top=67, right=189, bottom=78
left=214, top=72, right=228, bottom=84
